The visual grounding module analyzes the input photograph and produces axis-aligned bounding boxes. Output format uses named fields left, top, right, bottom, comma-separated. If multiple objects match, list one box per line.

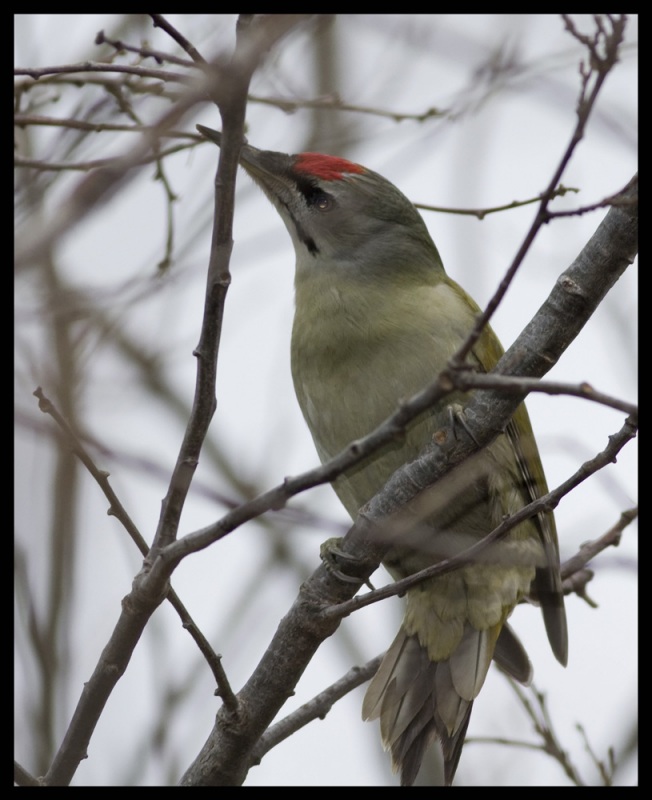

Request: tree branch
left=177, top=174, right=637, bottom=785
left=39, top=16, right=304, bottom=786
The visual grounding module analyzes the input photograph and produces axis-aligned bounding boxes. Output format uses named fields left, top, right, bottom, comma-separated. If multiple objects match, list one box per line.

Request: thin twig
left=452, top=15, right=627, bottom=368
left=32, top=387, right=237, bottom=707
left=15, top=61, right=195, bottom=84
left=446, top=372, right=637, bottom=417
left=509, top=681, right=585, bottom=785
left=150, top=14, right=208, bottom=65
left=323, top=417, right=636, bottom=620
left=251, top=656, right=383, bottom=763
left=96, top=28, right=198, bottom=68
left=248, top=91, right=447, bottom=122
left=38, top=17, right=304, bottom=787
left=560, top=507, right=638, bottom=581
left=416, top=184, right=579, bottom=220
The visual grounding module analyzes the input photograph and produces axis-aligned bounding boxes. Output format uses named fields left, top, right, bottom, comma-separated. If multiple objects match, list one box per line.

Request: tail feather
left=434, top=659, right=471, bottom=735
left=449, top=624, right=497, bottom=701
left=363, top=621, right=530, bottom=785
left=388, top=684, right=436, bottom=759
left=381, top=653, right=436, bottom=746
left=534, top=554, right=569, bottom=667
left=493, top=622, right=533, bottom=684
left=394, top=709, right=438, bottom=786
left=362, top=628, right=410, bottom=721
left=441, top=704, right=473, bottom=786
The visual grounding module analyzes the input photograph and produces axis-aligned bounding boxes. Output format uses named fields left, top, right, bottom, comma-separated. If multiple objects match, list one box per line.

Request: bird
left=197, top=125, right=568, bottom=786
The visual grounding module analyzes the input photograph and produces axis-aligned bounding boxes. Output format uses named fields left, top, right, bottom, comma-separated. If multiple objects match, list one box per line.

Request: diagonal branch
left=177, top=173, right=637, bottom=785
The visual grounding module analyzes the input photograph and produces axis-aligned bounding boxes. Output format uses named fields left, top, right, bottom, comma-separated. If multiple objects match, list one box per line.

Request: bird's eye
left=312, top=191, right=333, bottom=212
left=295, top=175, right=334, bottom=211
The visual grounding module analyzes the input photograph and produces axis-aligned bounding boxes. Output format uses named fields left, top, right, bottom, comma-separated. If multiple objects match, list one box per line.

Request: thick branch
left=343, top=174, right=637, bottom=575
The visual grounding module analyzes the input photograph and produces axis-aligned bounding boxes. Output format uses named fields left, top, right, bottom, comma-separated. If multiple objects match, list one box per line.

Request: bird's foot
left=448, top=403, right=480, bottom=447
left=320, top=537, right=375, bottom=590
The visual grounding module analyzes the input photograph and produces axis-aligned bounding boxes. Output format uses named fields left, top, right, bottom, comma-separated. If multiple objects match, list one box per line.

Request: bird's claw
left=320, top=537, right=376, bottom=590
left=448, top=403, right=480, bottom=447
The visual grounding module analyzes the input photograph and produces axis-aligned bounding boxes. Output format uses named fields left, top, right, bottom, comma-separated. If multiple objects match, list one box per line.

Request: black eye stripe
left=279, top=196, right=319, bottom=255
left=294, top=176, right=333, bottom=209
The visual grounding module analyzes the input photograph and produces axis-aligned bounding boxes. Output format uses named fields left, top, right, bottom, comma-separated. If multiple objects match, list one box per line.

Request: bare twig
left=14, top=61, right=195, bottom=84
left=560, top=507, right=638, bottom=582
left=576, top=723, right=616, bottom=785
left=96, top=28, right=198, bottom=68
left=323, top=416, right=636, bottom=620
left=248, top=91, right=448, bottom=122
left=445, top=373, right=637, bottom=417
left=38, top=16, right=304, bottom=787
left=32, top=387, right=237, bottom=707
left=163, top=172, right=638, bottom=564
left=251, top=656, right=383, bottom=763
left=14, top=142, right=197, bottom=172
left=416, top=184, right=579, bottom=220
left=509, top=682, right=584, bottom=785
left=177, top=163, right=637, bottom=785
left=13, top=113, right=198, bottom=137
left=150, top=13, right=208, bottom=65
left=453, top=15, right=628, bottom=367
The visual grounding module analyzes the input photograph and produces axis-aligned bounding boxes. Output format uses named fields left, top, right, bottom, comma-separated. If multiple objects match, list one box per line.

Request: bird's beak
left=197, top=124, right=296, bottom=208
left=197, top=125, right=288, bottom=182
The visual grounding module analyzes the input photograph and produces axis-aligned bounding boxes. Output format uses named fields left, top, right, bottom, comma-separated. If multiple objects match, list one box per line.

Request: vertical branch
left=40, top=15, right=307, bottom=787
left=151, top=15, right=307, bottom=552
